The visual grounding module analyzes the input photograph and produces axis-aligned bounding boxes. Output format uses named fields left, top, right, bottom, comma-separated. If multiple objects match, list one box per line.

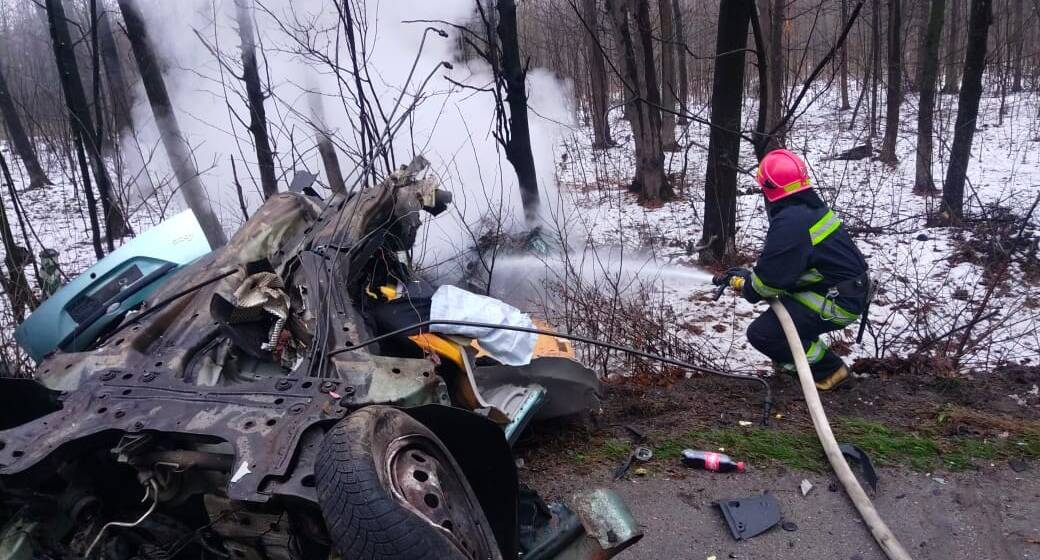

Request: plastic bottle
left=681, top=449, right=746, bottom=473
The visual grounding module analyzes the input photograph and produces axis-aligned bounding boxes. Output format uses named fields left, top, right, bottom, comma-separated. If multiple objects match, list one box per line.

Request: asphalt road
left=529, top=464, right=1038, bottom=559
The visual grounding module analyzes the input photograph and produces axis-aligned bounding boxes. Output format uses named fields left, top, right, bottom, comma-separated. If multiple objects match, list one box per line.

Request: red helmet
left=756, top=149, right=811, bottom=203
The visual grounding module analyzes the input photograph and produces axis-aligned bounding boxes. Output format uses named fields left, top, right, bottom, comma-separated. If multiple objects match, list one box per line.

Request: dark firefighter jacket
left=741, top=190, right=869, bottom=326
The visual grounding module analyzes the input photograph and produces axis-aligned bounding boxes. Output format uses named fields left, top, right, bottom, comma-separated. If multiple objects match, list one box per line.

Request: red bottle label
left=704, top=452, right=720, bottom=471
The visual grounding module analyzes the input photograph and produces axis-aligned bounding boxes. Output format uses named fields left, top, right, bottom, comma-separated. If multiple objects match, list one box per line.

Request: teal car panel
left=15, top=210, right=212, bottom=361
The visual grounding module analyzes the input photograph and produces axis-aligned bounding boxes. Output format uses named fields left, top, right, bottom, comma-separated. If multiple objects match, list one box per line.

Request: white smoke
left=123, top=0, right=576, bottom=271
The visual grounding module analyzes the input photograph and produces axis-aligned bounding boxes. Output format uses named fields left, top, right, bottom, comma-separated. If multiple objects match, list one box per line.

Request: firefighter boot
left=814, top=364, right=849, bottom=391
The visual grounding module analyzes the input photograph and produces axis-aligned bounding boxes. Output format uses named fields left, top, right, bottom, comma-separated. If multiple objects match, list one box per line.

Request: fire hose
left=768, top=298, right=912, bottom=560
left=712, top=269, right=910, bottom=558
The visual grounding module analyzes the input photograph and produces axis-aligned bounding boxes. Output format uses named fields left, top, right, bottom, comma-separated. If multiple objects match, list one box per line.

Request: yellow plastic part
left=408, top=333, right=465, bottom=369
left=729, top=276, right=746, bottom=291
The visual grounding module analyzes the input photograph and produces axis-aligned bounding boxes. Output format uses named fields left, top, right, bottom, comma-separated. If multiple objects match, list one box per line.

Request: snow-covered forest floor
left=1, top=88, right=1039, bottom=414
left=548, top=88, right=1040, bottom=398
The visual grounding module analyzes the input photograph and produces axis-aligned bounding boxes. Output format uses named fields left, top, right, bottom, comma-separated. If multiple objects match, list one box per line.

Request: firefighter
left=721, top=149, right=870, bottom=390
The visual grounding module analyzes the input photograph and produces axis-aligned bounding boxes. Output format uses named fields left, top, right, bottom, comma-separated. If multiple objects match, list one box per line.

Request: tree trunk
left=839, top=0, right=852, bottom=109
left=942, top=0, right=962, bottom=93
left=672, top=0, right=689, bottom=125
left=607, top=0, right=672, bottom=203
left=497, top=0, right=541, bottom=225
left=235, top=0, right=278, bottom=199
left=658, top=0, right=678, bottom=150
left=98, top=5, right=134, bottom=136
left=879, top=0, right=903, bottom=163
left=700, top=0, right=752, bottom=264
left=74, top=130, right=105, bottom=260
left=583, top=0, right=613, bottom=148
left=45, top=0, right=130, bottom=244
left=0, top=67, right=49, bottom=189
left=0, top=150, right=38, bottom=321
left=914, top=0, right=946, bottom=195
left=766, top=0, right=785, bottom=149
left=869, top=0, right=881, bottom=142
left=316, top=132, right=345, bottom=194
left=1010, top=0, right=1023, bottom=91
left=118, top=0, right=227, bottom=248
left=942, top=0, right=992, bottom=222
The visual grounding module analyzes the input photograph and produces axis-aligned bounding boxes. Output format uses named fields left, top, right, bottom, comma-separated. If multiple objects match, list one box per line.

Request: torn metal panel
left=475, top=356, right=602, bottom=419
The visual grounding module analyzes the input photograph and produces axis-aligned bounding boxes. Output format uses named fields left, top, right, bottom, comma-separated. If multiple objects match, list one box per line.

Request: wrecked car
left=0, top=158, right=641, bottom=560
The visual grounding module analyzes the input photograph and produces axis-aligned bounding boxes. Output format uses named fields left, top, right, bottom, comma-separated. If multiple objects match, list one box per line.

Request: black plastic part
left=288, top=171, right=317, bottom=192
left=715, top=493, right=781, bottom=541
left=517, top=486, right=583, bottom=560
left=839, top=443, right=879, bottom=493
left=404, top=405, right=519, bottom=560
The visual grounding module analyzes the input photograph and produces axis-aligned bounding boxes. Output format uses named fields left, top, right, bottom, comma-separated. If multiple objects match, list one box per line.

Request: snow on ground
left=1, top=88, right=1038, bottom=384
left=0, top=146, right=173, bottom=371
left=551, top=89, right=1040, bottom=377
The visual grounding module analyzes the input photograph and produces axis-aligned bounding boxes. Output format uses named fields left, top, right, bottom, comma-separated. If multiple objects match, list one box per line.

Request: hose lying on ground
left=768, top=298, right=912, bottom=560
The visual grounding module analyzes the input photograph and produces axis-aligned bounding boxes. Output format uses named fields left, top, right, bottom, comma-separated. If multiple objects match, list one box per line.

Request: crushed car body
left=0, top=157, right=641, bottom=560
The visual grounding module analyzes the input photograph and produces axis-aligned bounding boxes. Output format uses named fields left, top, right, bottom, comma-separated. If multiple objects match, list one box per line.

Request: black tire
left=315, top=406, right=502, bottom=560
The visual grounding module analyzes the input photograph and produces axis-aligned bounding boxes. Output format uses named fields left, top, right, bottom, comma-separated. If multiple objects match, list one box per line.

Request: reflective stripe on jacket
left=742, top=194, right=869, bottom=324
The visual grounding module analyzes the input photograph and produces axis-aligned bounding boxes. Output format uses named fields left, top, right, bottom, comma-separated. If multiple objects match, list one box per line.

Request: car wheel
left=315, top=406, right=502, bottom=560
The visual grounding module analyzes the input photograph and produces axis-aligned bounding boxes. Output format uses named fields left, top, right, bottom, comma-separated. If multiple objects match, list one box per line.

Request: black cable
left=327, top=319, right=773, bottom=425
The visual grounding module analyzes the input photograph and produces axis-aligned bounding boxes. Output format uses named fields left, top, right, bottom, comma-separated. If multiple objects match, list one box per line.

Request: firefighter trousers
left=747, top=295, right=847, bottom=380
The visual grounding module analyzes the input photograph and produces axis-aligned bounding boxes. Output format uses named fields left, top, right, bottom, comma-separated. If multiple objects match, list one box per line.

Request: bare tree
left=879, top=0, right=902, bottom=163
left=672, top=0, right=689, bottom=126
left=763, top=0, right=786, bottom=150
left=98, top=5, right=134, bottom=137
left=606, top=0, right=672, bottom=202
left=942, top=0, right=962, bottom=93
left=497, top=0, right=542, bottom=224
left=317, top=133, right=346, bottom=194
left=1010, top=0, right=1024, bottom=91
left=0, top=151, right=37, bottom=321
left=914, top=0, right=945, bottom=194
left=942, top=0, right=993, bottom=222
left=839, top=0, right=852, bottom=110
left=700, top=0, right=752, bottom=263
left=0, top=66, right=48, bottom=188
left=118, top=0, right=227, bottom=248
left=869, top=0, right=881, bottom=142
left=582, top=0, right=613, bottom=148
left=235, top=0, right=278, bottom=198
left=657, top=0, right=678, bottom=150
left=45, top=0, right=130, bottom=247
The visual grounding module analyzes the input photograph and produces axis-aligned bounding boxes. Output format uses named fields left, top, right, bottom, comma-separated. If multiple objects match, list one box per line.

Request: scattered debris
left=800, top=479, right=814, bottom=496
left=681, top=450, right=745, bottom=473
left=1008, top=459, right=1030, bottom=473
left=633, top=467, right=648, bottom=477
left=839, top=443, right=879, bottom=492
left=623, top=424, right=648, bottom=443
left=614, top=445, right=654, bottom=480
left=826, top=144, right=872, bottom=161
left=738, top=420, right=753, bottom=427
left=715, top=494, right=781, bottom=541
left=931, top=477, right=946, bottom=485
left=781, top=520, right=798, bottom=532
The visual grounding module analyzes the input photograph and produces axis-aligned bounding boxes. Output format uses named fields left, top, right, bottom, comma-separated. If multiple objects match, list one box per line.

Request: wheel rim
left=386, top=435, right=496, bottom=559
